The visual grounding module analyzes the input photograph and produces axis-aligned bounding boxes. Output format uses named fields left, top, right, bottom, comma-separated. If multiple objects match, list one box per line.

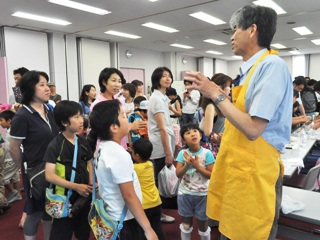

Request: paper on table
left=281, top=195, right=305, bottom=214
left=282, top=158, right=304, bottom=168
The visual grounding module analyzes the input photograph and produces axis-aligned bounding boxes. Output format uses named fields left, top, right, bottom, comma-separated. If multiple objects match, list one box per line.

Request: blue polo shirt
left=239, top=48, right=293, bottom=153
left=10, top=104, right=59, bottom=167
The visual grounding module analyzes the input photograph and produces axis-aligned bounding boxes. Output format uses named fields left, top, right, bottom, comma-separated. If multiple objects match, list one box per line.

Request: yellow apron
left=206, top=50, right=283, bottom=239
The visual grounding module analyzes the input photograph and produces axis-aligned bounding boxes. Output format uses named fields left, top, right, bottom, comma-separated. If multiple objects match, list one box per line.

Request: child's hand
left=182, top=151, right=192, bottom=165
left=190, top=155, right=200, bottom=169
left=75, top=184, right=92, bottom=197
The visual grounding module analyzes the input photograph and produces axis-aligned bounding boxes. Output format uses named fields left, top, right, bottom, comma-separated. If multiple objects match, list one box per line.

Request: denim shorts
left=177, top=193, right=208, bottom=221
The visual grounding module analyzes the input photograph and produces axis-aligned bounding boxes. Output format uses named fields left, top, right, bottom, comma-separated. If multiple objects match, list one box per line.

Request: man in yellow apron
left=185, top=5, right=293, bottom=240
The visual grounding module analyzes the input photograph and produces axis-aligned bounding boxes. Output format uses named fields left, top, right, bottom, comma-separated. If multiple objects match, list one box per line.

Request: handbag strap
left=48, top=135, right=78, bottom=199
left=91, top=155, right=130, bottom=237
left=67, top=135, right=78, bottom=199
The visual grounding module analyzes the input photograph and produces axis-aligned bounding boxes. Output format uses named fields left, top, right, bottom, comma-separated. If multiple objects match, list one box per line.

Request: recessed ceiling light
left=170, top=44, right=193, bottom=49
left=271, top=43, right=287, bottom=49
left=252, top=0, right=286, bottom=15
left=189, top=12, right=225, bottom=25
left=48, top=0, right=111, bottom=15
left=311, top=39, right=320, bottom=45
left=12, top=11, right=71, bottom=25
left=292, top=26, right=313, bottom=36
left=104, top=31, right=141, bottom=39
left=206, top=50, right=223, bottom=55
left=204, top=39, right=227, bottom=45
left=289, top=50, right=301, bottom=54
left=142, top=22, right=179, bottom=33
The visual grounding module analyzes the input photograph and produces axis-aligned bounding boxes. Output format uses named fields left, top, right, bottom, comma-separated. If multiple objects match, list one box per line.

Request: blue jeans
left=181, top=113, right=195, bottom=126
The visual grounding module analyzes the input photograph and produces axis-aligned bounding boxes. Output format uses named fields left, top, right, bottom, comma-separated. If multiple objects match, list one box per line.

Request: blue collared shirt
left=239, top=48, right=293, bottom=153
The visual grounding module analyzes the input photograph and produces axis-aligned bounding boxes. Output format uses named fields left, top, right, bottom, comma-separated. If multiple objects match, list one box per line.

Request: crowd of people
left=0, top=3, right=317, bottom=240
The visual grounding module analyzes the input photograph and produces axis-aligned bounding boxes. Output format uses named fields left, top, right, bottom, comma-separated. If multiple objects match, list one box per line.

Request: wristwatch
left=214, top=94, right=226, bottom=105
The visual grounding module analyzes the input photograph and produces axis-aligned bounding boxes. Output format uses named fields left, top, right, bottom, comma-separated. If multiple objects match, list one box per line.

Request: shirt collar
left=154, top=89, right=168, bottom=101
left=240, top=48, right=268, bottom=76
left=23, top=104, right=49, bottom=114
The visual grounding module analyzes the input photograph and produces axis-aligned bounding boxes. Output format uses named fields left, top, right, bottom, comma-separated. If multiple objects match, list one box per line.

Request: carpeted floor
left=0, top=188, right=292, bottom=240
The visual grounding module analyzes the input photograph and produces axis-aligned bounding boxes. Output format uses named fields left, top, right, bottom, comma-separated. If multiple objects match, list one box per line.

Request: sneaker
left=8, top=192, right=22, bottom=204
left=160, top=214, right=175, bottom=223
left=7, top=190, right=18, bottom=202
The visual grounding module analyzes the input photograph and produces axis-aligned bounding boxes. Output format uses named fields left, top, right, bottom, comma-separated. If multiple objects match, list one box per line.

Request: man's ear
left=249, top=24, right=258, bottom=37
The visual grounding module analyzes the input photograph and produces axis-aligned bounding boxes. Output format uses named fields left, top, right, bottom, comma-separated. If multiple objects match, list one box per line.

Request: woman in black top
left=10, top=71, right=59, bottom=240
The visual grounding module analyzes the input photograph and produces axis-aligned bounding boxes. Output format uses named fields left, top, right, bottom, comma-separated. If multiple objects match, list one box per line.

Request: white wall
left=4, top=27, right=50, bottom=92
left=78, top=38, right=111, bottom=95
left=309, top=54, right=320, bottom=80
left=119, top=46, right=165, bottom=92
left=198, top=57, right=214, bottom=78
left=215, top=59, right=228, bottom=76
left=282, top=56, right=293, bottom=78
left=227, top=60, right=243, bottom=79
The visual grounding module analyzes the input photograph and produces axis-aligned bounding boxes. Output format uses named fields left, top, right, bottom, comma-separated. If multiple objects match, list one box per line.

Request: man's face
left=230, top=25, right=253, bottom=60
left=294, top=84, right=304, bottom=92
left=14, top=74, right=22, bottom=86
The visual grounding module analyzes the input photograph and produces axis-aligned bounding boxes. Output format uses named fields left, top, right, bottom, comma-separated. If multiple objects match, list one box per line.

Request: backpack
left=301, top=88, right=317, bottom=113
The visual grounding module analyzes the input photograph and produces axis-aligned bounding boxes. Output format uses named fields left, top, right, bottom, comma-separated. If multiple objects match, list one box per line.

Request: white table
left=278, top=186, right=320, bottom=239
left=282, top=139, right=316, bottom=178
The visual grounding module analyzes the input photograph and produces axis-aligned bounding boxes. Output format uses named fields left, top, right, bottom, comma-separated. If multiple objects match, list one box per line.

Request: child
left=132, top=138, right=165, bottom=240
left=89, top=100, right=157, bottom=240
left=176, top=123, right=215, bottom=240
left=77, top=117, right=89, bottom=138
left=122, top=83, right=136, bottom=115
left=0, top=110, right=22, bottom=203
left=44, top=100, right=93, bottom=240
left=128, top=100, right=149, bottom=148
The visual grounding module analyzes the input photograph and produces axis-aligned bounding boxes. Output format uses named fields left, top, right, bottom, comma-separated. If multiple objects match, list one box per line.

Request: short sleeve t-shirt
left=176, top=147, right=215, bottom=195
left=44, top=133, right=93, bottom=203
left=134, top=161, right=161, bottom=209
left=10, top=104, right=59, bottom=167
left=95, top=141, right=142, bottom=221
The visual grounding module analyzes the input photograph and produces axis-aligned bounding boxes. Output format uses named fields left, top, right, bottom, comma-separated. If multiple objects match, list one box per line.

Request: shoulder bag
left=45, top=135, right=78, bottom=218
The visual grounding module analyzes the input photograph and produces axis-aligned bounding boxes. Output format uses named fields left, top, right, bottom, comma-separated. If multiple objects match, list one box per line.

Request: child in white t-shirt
left=89, top=99, right=157, bottom=240
left=176, top=123, right=215, bottom=240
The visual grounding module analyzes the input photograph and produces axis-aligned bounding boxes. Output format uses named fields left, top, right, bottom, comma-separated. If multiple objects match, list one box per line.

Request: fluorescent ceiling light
left=292, top=26, right=313, bottom=35
left=189, top=12, right=225, bottom=25
left=311, top=39, right=320, bottom=45
left=12, top=11, right=71, bottom=25
left=170, top=44, right=193, bottom=49
left=142, top=22, right=179, bottom=33
left=289, top=50, right=301, bottom=54
left=204, top=39, right=227, bottom=45
left=149, top=0, right=158, bottom=2
left=232, top=56, right=243, bottom=60
left=271, top=43, right=287, bottom=49
left=104, top=31, right=141, bottom=39
left=48, top=0, right=110, bottom=15
left=252, top=0, right=286, bottom=15
left=206, top=50, right=223, bottom=55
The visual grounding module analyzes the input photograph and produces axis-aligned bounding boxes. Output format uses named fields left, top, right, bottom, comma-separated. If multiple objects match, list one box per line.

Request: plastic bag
left=281, top=195, right=305, bottom=214
left=158, top=165, right=179, bottom=198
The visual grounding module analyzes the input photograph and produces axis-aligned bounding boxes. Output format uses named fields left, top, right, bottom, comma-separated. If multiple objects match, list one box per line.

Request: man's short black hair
left=13, top=67, right=29, bottom=76
left=293, top=76, right=306, bottom=86
left=133, top=96, right=147, bottom=105
left=132, top=138, right=153, bottom=161
left=54, top=100, right=83, bottom=131
left=0, top=110, right=15, bottom=121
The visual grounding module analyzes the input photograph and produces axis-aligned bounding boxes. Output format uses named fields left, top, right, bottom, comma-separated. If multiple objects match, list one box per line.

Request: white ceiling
left=1, top=0, right=320, bottom=60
